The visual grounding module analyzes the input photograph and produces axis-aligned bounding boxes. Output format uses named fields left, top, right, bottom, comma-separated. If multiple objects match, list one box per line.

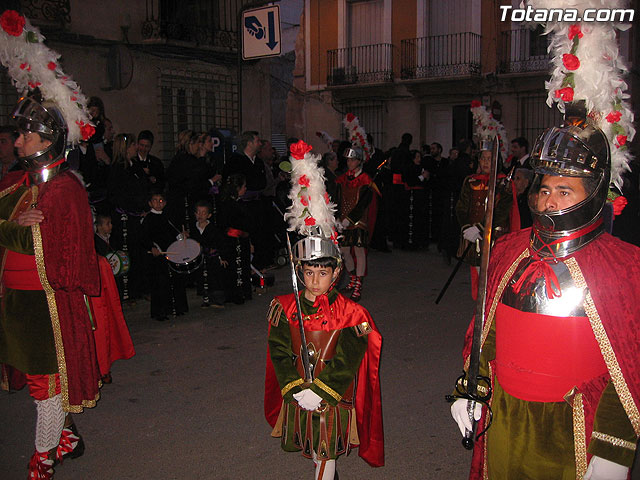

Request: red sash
left=495, top=303, right=607, bottom=402
left=3, top=251, right=42, bottom=290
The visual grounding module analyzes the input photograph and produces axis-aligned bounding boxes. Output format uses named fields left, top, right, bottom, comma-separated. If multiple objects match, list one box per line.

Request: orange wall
left=392, top=0, right=416, bottom=75
left=309, top=0, right=338, bottom=86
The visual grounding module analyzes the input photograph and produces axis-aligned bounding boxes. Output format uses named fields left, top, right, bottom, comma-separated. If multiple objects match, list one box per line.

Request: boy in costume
left=264, top=140, right=384, bottom=479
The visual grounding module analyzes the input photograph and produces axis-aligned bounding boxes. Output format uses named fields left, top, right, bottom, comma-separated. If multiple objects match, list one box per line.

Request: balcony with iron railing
left=141, top=0, right=250, bottom=52
left=499, top=28, right=551, bottom=74
left=327, top=43, right=394, bottom=87
left=401, top=32, right=481, bottom=80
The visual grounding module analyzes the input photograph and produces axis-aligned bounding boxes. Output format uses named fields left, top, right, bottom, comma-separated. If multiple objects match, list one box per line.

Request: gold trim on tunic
left=281, top=378, right=304, bottom=397
left=353, top=321, right=372, bottom=337
left=267, top=299, right=284, bottom=327
left=572, top=392, right=588, bottom=479
left=591, top=431, right=636, bottom=451
left=313, top=378, right=342, bottom=402
left=565, top=257, right=640, bottom=437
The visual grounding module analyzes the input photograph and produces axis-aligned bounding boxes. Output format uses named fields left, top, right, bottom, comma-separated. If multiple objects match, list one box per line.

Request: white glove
left=463, top=225, right=482, bottom=242
left=450, top=399, right=483, bottom=437
left=293, top=389, right=323, bottom=411
left=340, top=218, right=351, bottom=228
left=583, top=456, right=628, bottom=480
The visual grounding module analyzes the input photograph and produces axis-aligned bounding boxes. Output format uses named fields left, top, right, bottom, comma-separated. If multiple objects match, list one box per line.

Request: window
left=340, top=99, right=385, bottom=148
left=158, top=69, right=238, bottom=160
left=517, top=93, right=562, bottom=148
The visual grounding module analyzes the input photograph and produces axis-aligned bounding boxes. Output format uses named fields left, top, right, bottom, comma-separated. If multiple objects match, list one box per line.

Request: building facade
left=0, top=0, right=277, bottom=161
left=288, top=0, right=638, bottom=154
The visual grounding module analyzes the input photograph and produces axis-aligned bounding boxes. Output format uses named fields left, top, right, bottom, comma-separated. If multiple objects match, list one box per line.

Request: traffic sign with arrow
left=242, top=5, right=281, bottom=60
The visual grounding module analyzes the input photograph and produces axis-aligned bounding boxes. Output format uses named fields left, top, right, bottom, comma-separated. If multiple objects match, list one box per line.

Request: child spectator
left=141, top=192, right=189, bottom=321
left=217, top=174, right=252, bottom=304
left=190, top=200, right=226, bottom=308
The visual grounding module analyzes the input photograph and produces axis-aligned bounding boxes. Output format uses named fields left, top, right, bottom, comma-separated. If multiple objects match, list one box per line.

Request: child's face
left=149, top=195, right=165, bottom=211
left=195, top=206, right=211, bottom=223
left=96, top=218, right=112, bottom=235
left=302, top=265, right=336, bottom=298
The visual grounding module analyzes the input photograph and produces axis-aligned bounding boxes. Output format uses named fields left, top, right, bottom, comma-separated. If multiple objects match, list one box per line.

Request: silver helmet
left=12, top=95, right=68, bottom=174
left=527, top=102, right=610, bottom=256
left=343, top=147, right=363, bottom=162
left=293, top=235, right=342, bottom=264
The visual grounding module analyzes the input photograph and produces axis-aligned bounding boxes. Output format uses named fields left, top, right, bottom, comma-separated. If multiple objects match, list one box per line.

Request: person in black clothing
left=107, top=133, right=149, bottom=300
left=190, top=200, right=226, bottom=308
left=222, top=131, right=272, bottom=269
left=320, top=151, right=339, bottom=204
left=390, top=133, right=413, bottom=248
left=217, top=174, right=253, bottom=304
left=513, top=167, right=533, bottom=229
left=401, top=150, right=429, bottom=249
left=136, top=130, right=166, bottom=192
left=367, top=134, right=392, bottom=252
left=142, top=192, right=189, bottom=321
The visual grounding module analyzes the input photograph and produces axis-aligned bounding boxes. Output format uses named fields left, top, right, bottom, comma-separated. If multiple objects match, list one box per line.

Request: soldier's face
left=15, top=132, right=51, bottom=158
left=479, top=151, right=491, bottom=174
left=302, top=265, right=337, bottom=299
left=536, top=175, right=588, bottom=212
left=138, top=139, right=152, bottom=158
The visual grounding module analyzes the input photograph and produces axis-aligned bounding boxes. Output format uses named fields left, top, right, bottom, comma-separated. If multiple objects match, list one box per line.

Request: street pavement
left=1, top=247, right=638, bottom=479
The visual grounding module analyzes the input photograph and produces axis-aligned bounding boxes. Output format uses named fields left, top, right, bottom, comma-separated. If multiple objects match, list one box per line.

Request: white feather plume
left=0, top=11, right=93, bottom=144
left=284, top=141, right=339, bottom=242
left=526, top=0, right=634, bottom=189
left=343, top=113, right=373, bottom=162
left=470, top=101, right=509, bottom=158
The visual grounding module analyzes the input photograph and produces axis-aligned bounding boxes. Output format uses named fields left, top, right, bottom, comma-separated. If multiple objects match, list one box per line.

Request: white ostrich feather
left=284, top=143, right=339, bottom=241
left=0, top=12, right=93, bottom=144
left=526, top=0, right=634, bottom=189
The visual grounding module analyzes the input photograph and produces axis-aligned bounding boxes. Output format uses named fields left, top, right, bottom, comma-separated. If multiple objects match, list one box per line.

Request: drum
left=166, top=238, right=202, bottom=274
left=106, top=250, right=130, bottom=277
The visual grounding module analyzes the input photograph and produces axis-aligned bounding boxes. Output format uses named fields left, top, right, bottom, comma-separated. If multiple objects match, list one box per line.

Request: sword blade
left=463, top=136, right=500, bottom=447
left=285, top=232, right=313, bottom=383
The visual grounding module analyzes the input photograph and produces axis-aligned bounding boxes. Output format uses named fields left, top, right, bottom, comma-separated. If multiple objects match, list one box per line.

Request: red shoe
left=350, top=277, right=362, bottom=302
left=343, top=274, right=357, bottom=292
left=28, top=450, right=54, bottom=480
left=54, top=423, right=85, bottom=466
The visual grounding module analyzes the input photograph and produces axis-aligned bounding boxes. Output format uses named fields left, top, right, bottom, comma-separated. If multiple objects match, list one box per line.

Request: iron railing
left=142, top=0, right=251, bottom=51
left=17, top=0, right=70, bottom=28
left=499, top=29, right=550, bottom=74
left=327, top=43, right=394, bottom=86
left=401, top=32, right=481, bottom=79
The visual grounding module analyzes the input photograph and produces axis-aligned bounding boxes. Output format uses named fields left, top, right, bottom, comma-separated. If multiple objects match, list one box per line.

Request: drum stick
left=147, top=250, right=178, bottom=255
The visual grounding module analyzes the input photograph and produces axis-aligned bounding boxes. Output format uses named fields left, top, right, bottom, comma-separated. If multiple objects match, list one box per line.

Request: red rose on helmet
left=346, top=113, right=356, bottom=122
left=606, top=111, right=622, bottom=123
left=1, top=10, right=25, bottom=37
left=300, top=195, right=309, bottom=206
left=290, top=140, right=313, bottom=160
left=612, top=196, right=628, bottom=216
left=562, top=53, right=580, bottom=71
left=555, top=87, right=574, bottom=102
left=470, top=100, right=482, bottom=108
left=616, top=135, right=627, bottom=147
left=568, top=24, right=583, bottom=40
left=304, top=216, right=316, bottom=226
left=299, top=175, right=310, bottom=188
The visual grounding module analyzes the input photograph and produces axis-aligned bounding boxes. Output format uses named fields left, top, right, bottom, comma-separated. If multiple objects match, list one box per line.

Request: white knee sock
left=313, top=452, right=336, bottom=480
left=34, top=394, right=65, bottom=453
left=341, top=247, right=355, bottom=272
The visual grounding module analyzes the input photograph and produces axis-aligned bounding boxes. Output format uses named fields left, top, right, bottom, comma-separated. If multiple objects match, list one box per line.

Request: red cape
left=0, top=170, right=101, bottom=411
left=462, top=228, right=640, bottom=478
left=264, top=292, right=384, bottom=467
left=90, top=255, right=135, bottom=376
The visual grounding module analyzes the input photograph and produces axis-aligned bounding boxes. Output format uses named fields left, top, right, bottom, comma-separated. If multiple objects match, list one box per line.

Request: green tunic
left=473, top=315, right=637, bottom=478
left=0, top=187, right=56, bottom=374
left=268, top=289, right=368, bottom=459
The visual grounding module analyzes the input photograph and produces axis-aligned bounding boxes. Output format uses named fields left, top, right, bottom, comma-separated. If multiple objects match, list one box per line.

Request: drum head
left=166, top=239, right=202, bottom=274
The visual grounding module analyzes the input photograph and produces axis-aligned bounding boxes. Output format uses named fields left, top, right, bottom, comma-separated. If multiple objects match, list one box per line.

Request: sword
left=435, top=243, right=472, bottom=304
left=462, top=136, right=500, bottom=449
left=285, top=232, right=313, bottom=383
